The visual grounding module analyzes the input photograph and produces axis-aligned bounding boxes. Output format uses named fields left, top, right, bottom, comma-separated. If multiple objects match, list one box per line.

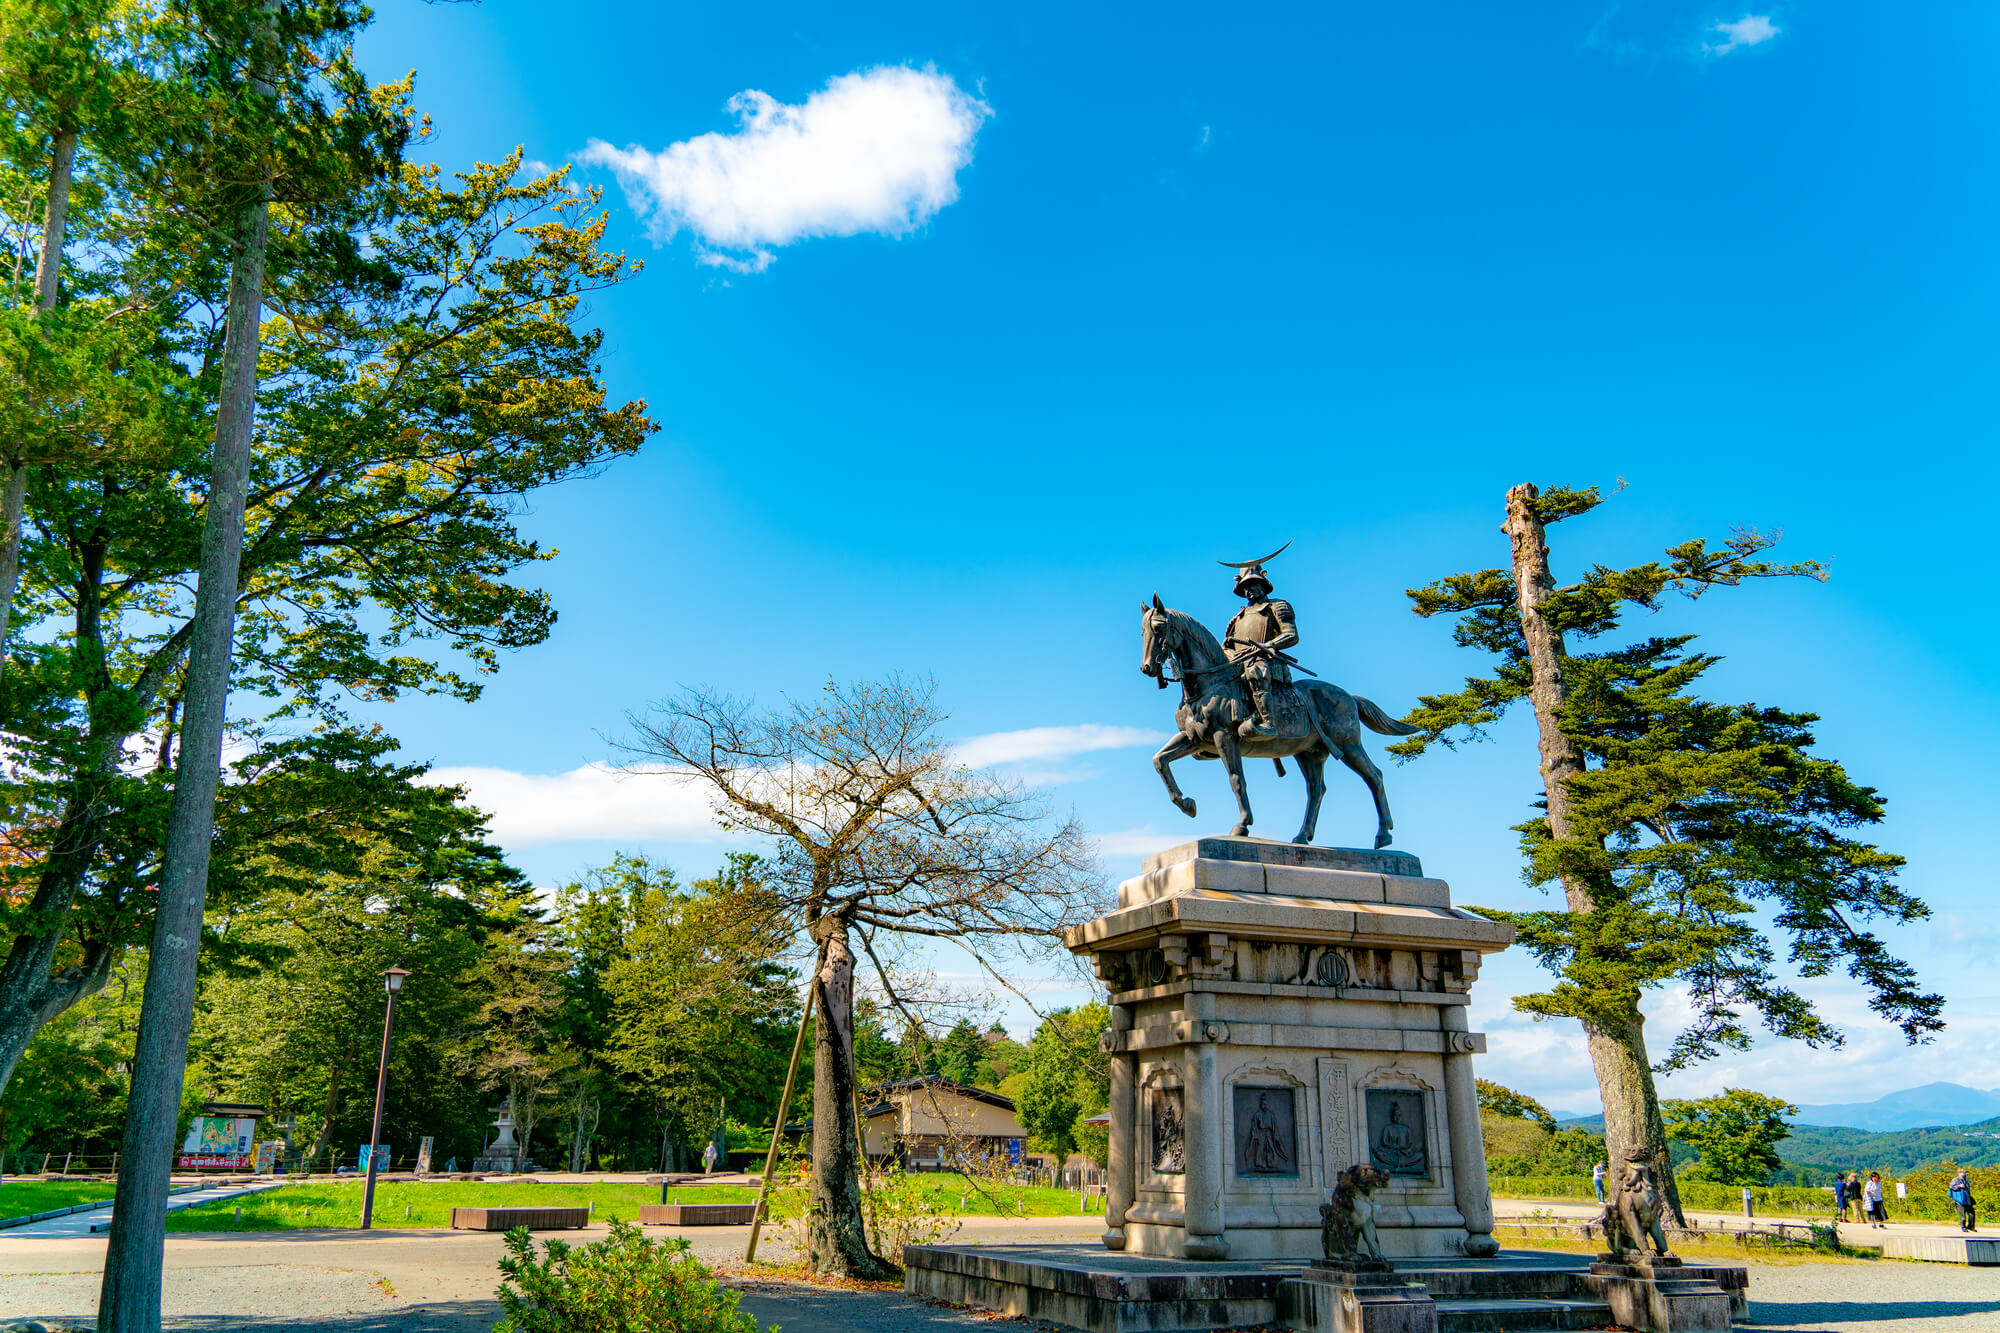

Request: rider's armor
left=1224, top=565, right=1297, bottom=738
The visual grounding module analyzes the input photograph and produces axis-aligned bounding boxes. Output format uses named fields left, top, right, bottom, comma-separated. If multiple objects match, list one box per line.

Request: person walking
left=1863, top=1171, right=1887, bottom=1228
left=1848, top=1171, right=1865, bottom=1222
left=1593, top=1160, right=1608, bottom=1204
left=1949, top=1169, right=1977, bottom=1232
left=1832, top=1172, right=1849, bottom=1222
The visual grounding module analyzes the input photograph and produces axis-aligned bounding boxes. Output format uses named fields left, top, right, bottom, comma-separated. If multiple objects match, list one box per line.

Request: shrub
left=864, top=1162, right=962, bottom=1263
left=495, top=1221, right=768, bottom=1333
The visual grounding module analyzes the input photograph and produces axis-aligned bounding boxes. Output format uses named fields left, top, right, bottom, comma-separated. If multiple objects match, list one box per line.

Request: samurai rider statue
left=1223, top=555, right=1300, bottom=738
left=1139, top=542, right=1421, bottom=847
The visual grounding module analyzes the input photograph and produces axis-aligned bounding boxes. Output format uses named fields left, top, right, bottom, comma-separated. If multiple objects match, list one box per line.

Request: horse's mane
left=1166, top=607, right=1226, bottom=666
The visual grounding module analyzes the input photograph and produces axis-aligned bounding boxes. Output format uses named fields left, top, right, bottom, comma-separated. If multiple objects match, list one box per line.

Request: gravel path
left=5, top=1226, right=1998, bottom=1332
left=1745, top=1259, right=2000, bottom=1332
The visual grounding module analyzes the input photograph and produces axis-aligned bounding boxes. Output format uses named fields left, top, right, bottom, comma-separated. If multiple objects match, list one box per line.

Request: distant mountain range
left=1788, top=1083, right=2000, bottom=1132
left=1548, top=1084, right=2000, bottom=1176
left=1555, top=1082, right=2000, bottom=1135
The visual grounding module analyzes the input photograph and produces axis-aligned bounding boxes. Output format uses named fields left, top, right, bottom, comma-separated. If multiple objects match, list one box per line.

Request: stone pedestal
left=470, top=1107, right=522, bottom=1174
left=1065, top=838, right=1514, bottom=1261
left=1279, top=1260, right=1438, bottom=1333
left=1584, top=1255, right=1732, bottom=1333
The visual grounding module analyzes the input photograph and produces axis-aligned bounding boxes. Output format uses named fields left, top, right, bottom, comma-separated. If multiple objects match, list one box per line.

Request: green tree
left=1399, top=482, right=1940, bottom=1222
left=1476, top=1079, right=1557, bottom=1133
left=193, top=735, right=523, bottom=1167
left=0, top=952, right=139, bottom=1161
left=599, top=855, right=801, bottom=1172
left=934, top=1019, right=985, bottom=1086
left=0, top=141, right=650, bottom=1099
left=1013, top=1004, right=1110, bottom=1169
left=1664, top=1089, right=1796, bottom=1186
left=469, top=904, right=573, bottom=1170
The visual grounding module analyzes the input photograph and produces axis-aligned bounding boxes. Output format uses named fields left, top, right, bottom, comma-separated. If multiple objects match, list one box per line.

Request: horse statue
left=1138, top=595, right=1419, bottom=847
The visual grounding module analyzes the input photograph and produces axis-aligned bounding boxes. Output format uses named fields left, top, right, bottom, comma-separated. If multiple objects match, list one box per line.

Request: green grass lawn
left=883, top=1174, right=1086, bottom=1217
left=0, top=1180, right=117, bottom=1219
left=161, top=1172, right=1090, bottom=1231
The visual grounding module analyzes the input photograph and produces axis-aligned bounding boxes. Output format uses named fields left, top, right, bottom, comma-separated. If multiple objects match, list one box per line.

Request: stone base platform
left=905, top=1244, right=1731, bottom=1333
left=1585, top=1256, right=1731, bottom=1333
left=1878, top=1233, right=2000, bottom=1265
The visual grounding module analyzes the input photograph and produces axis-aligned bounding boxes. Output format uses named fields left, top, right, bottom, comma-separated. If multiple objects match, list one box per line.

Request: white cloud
left=426, top=723, right=1165, bottom=850
left=580, top=65, right=990, bottom=270
left=953, top=724, right=1168, bottom=769
left=1705, top=14, right=1780, bottom=55
left=422, top=762, right=728, bottom=848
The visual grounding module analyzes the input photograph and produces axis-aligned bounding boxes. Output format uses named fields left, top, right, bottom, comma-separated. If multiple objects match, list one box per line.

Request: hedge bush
left=1494, top=1167, right=2000, bottom=1223
left=494, top=1221, right=767, bottom=1333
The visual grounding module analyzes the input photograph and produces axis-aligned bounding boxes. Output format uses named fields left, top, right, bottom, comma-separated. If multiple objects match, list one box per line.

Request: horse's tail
left=1355, top=695, right=1421, bottom=736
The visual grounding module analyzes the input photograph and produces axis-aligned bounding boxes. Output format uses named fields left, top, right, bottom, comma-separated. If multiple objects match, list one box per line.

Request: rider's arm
left=1266, top=600, right=1299, bottom=653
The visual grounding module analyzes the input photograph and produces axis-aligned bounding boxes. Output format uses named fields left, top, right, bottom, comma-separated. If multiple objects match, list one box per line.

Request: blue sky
left=342, top=1, right=2000, bottom=1115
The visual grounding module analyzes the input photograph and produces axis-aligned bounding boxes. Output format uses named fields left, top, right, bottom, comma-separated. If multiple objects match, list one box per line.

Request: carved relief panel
left=1150, top=1086, right=1185, bottom=1173
left=1231, top=1085, right=1299, bottom=1178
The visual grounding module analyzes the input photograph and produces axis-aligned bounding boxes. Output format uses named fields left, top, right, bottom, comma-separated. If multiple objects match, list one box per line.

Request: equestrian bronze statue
left=1138, top=547, right=1420, bottom=847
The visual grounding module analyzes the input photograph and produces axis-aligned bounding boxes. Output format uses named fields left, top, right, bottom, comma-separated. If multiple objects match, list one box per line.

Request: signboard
left=357, top=1143, right=391, bottom=1173
left=1006, top=1138, right=1023, bottom=1164
left=178, top=1116, right=256, bottom=1170
left=255, top=1141, right=279, bottom=1174
left=416, top=1136, right=434, bottom=1174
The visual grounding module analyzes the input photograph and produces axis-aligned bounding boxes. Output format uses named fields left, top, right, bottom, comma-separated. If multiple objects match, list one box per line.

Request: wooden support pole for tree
left=744, top=979, right=817, bottom=1264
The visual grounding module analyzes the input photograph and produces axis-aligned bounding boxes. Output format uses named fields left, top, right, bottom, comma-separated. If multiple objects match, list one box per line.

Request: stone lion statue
left=1599, top=1147, right=1672, bottom=1258
left=1320, top=1164, right=1390, bottom=1263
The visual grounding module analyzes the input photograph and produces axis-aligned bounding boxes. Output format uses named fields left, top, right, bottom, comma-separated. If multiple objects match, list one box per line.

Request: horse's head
left=1140, top=593, right=1174, bottom=686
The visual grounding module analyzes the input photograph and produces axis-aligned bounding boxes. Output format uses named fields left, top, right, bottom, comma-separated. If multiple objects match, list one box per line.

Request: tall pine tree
left=1398, top=482, right=1940, bottom=1221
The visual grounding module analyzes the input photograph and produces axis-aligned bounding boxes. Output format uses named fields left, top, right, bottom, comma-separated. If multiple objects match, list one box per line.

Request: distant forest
left=1559, top=1115, right=2000, bottom=1181
left=1775, top=1118, right=2000, bottom=1178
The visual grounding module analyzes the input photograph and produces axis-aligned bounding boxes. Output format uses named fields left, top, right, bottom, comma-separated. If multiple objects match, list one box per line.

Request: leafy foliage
left=495, top=1222, right=768, bottom=1333
left=1013, top=1003, right=1109, bottom=1166
left=933, top=1019, right=986, bottom=1086
left=1400, top=484, right=1940, bottom=1070
left=1663, top=1089, right=1797, bottom=1186
left=0, top=0, right=653, bottom=1090
left=599, top=855, right=801, bottom=1168
left=1477, top=1079, right=1557, bottom=1133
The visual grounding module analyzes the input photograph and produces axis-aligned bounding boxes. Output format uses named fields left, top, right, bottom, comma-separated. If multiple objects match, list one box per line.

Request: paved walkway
left=5, top=1205, right=1997, bottom=1331
left=1491, top=1193, right=1990, bottom=1248
left=5, top=1182, right=287, bottom=1240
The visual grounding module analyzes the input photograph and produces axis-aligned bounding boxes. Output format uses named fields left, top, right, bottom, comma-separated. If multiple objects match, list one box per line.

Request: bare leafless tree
left=625, top=676, right=1104, bottom=1278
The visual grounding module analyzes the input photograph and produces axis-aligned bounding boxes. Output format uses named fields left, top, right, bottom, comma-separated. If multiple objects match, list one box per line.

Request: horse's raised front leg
left=1337, top=741, right=1394, bottom=848
left=1215, top=729, right=1253, bottom=837
left=1293, top=751, right=1327, bottom=845
left=1153, top=732, right=1201, bottom=819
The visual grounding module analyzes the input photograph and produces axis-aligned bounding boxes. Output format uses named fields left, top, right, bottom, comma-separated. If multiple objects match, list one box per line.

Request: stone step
left=1435, top=1297, right=1616, bottom=1333
left=1405, top=1268, right=1583, bottom=1300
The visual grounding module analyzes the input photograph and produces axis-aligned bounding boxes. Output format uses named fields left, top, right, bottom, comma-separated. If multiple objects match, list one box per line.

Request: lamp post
left=358, top=966, right=410, bottom=1230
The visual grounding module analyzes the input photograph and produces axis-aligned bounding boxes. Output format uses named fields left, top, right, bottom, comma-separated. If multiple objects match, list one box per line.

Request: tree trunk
left=98, top=37, right=275, bottom=1328
left=1502, top=482, right=1682, bottom=1224
left=0, top=538, right=183, bottom=1098
left=0, top=122, right=78, bottom=677
left=806, top=920, right=893, bottom=1278
left=511, top=1080, right=539, bottom=1169
left=306, top=1074, right=341, bottom=1163
left=569, top=1091, right=599, bottom=1173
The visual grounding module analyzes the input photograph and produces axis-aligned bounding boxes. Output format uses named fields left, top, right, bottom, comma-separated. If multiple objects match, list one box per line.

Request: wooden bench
left=639, top=1203, right=758, bottom=1226
left=449, top=1206, right=589, bottom=1231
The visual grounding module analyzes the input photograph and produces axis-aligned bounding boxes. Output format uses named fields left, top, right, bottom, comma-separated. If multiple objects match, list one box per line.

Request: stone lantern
left=1066, top=838, right=1515, bottom=1261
